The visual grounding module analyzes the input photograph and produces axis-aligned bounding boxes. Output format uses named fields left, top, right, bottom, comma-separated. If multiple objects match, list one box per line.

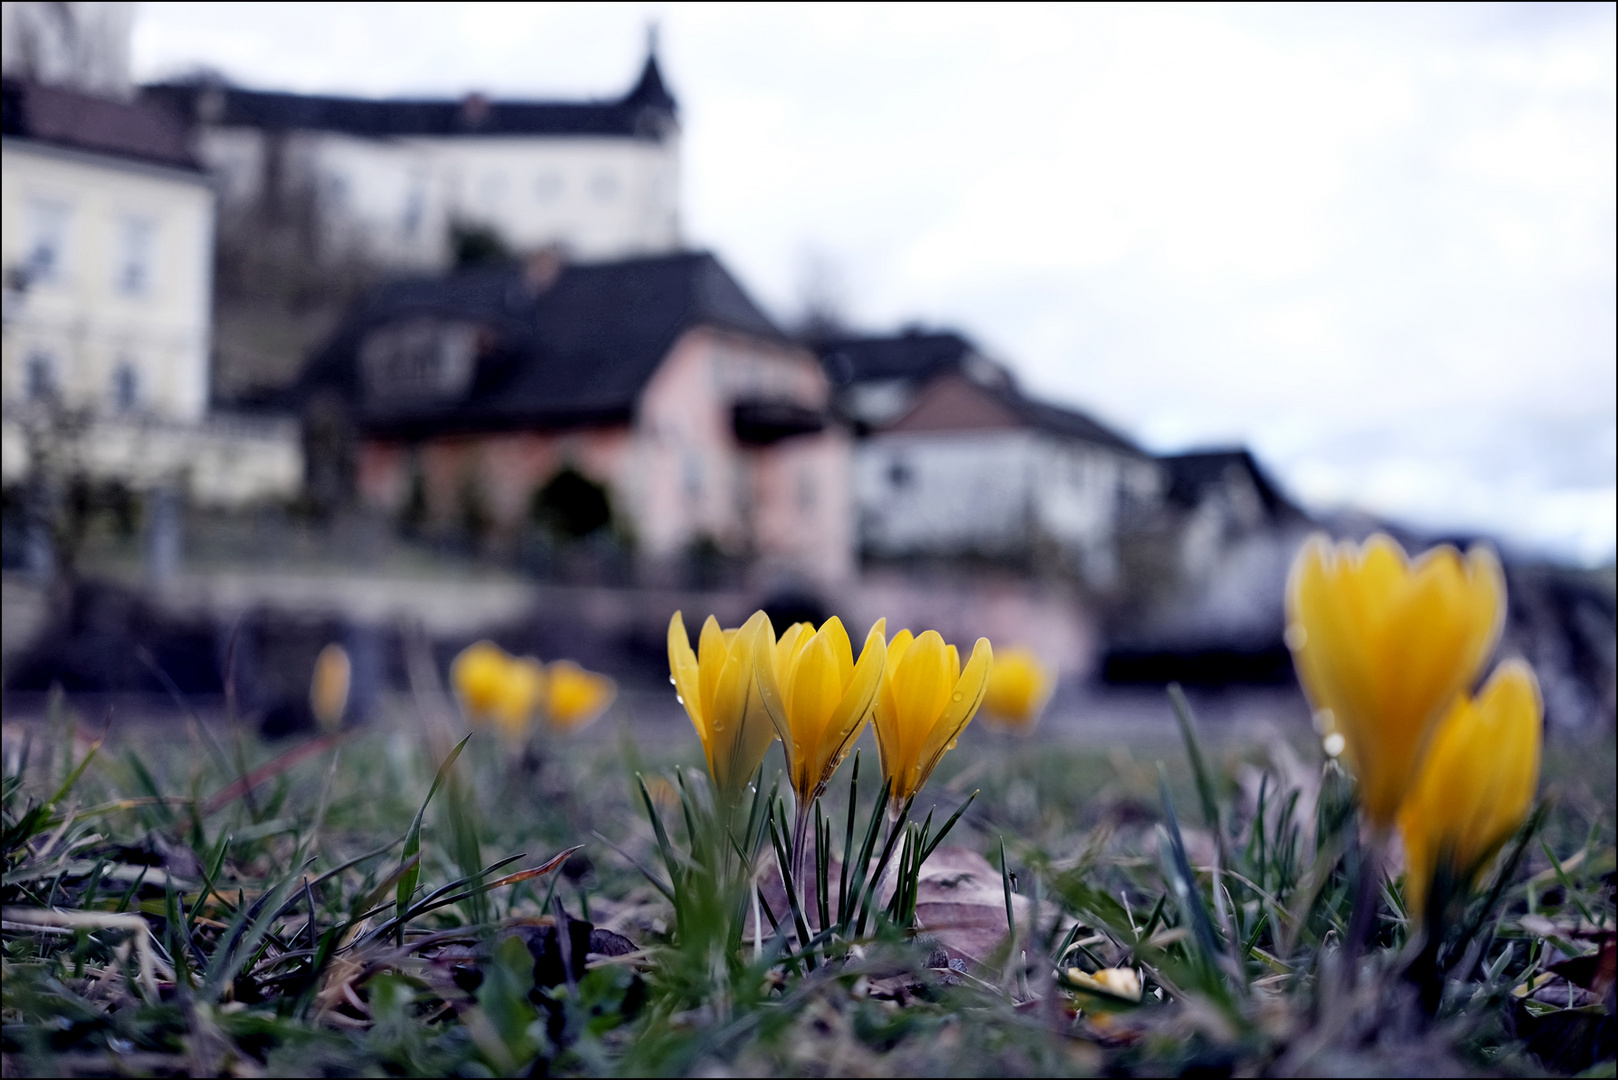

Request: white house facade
left=1, top=78, right=299, bottom=503
left=822, top=333, right=1164, bottom=586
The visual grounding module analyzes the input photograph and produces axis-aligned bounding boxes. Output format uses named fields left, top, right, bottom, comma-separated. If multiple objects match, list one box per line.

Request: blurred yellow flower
left=452, top=640, right=546, bottom=739
left=310, top=643, right=351, bottom=733
left=668, top=610, right=779, bottom=803
left=981, top=646, right=1053, bottom=731
left=545, top=659, right=616, bottom=732
left=1066, top=966, right=1143, bottom=1001
left=755, top=616, right=886, bottom=807
left=873, top=630, right=992, bottom=803
left=1286, top=532, right=1503, bottom=829
left=1398, top=659, right=1541, bottom=923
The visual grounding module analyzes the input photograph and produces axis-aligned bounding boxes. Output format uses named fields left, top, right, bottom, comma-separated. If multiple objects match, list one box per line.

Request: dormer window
left=359, top=318, right=480, bottom=405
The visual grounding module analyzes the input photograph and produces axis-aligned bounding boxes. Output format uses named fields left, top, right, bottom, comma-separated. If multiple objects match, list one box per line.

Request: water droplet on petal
left=669, top=674, right=676, bottom=685
left=1323, top=732, right=1346, bottom=758
left=946, top=740, right=957, bottom=750
left=675, top=694, right=684, bottom=705
left=951, top=691, right=964, bottom=702
left=1284, top=624, right=1307, bottom=651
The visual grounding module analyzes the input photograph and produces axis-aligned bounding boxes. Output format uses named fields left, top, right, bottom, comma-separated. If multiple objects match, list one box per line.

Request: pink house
left=298, top=251, right=851, bottom=583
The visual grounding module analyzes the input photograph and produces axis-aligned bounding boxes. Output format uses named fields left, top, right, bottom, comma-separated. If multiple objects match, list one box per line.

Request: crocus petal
left=1397, top=659, right=1540, bottom=923
left=668, top=613, right=707, bottom=745
left=1286, top=532, right=1503, bottom=829
left=697, top=615, right=727, bottom=729
left=914, top=637, right=992, bottom=787
left=716, top=611, right=781, bottom=797
left=786, top=632, right=844, bottom=792
left=546, top=660, right=615, bottom=731
left=310, top=643, right=351, bottom=732
left=811, top=618, right=886, bottom=788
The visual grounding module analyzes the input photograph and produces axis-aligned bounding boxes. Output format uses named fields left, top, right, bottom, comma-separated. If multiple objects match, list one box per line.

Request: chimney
left=460, top=92, right=490, bottom=129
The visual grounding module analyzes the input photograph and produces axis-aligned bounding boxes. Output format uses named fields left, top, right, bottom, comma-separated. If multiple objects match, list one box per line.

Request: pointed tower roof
left=623, top=29, right=677, bottom=114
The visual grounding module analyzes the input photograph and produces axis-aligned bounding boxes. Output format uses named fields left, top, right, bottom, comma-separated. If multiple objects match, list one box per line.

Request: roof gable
left=3, top=78, right=199, bottom=171
left=880, top=372, right=1148, bottom=456
left=818, top=330, right=976, bottom=385
left=883, top=373, right=1022, bottom=434
left=1160, top=448, right=1303, bottom=517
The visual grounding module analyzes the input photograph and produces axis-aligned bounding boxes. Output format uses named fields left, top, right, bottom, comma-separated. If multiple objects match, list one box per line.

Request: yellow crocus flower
left=981, top=646, right=1053, bottom=731
left=668, top=610, right=780, bottom=804
left=755, top=616, right=886, bottom=809
left=1285, top=533, right=1503, bottom=829
left=873, top=630, right=992, bottom=803
left=452, top=640, right=546, bottom=739
left=545, top=660, right=616, bottom=732
left=310, top=643, right=351, bottom=732
left=1398, top=659, right=1541, bottom=924
left=1066, top=967, right=1143, bottom=1002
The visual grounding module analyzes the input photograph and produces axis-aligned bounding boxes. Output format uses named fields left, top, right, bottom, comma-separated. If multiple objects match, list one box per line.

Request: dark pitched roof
left=1160, top=448, right=1302, bottom=517
left=817, top=330, right=978, bottom=386
left=301, top=250, right=785, bottom=434
left=995, top=389, right=1148, bottom=456
left=1, top=78, right=200, bottom=171
left=820, top=328, right=1147, bottom=456
left=142, top=54, right=677, bottom=140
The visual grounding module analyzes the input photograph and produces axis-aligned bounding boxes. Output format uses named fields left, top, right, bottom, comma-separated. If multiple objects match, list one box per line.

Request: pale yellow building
left=1, top=77, right=299, bottom=503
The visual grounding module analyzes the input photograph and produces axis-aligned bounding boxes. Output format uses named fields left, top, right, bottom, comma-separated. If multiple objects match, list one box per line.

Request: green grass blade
left=1158, top=765, right=1221, bottom=965
left=920, top=790, right=978, bottom=863
left=768, top=806, right=814, bottom=968
left=396, top=733, right=473, bottom=932
left=1168, top=684, right=1221, bottom=837
left=1000, top=837, right=1017, bottom=947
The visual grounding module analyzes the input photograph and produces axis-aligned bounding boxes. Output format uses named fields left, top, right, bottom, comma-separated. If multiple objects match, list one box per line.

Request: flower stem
left=1344, top=832, right=1387, bottom=981
left=791, top=797, right=812, bottom=915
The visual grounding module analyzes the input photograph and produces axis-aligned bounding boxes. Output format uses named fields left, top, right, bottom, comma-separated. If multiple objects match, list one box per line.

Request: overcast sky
left=133, top=2, right=1617, bottom=565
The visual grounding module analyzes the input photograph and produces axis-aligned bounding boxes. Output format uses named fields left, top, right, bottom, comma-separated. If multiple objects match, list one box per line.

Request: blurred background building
left=0, top=2, right=1610, bottom=739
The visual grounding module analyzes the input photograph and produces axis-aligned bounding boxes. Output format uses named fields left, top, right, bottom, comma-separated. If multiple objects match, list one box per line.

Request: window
left=116, top=217, right=156, bottom=297
left=401, top=187, right=426, bottom=238
left=24, top=200, right=71, bottom=284
left=358, top=318, right=480, bottom=404
left=325, top=172, right=349, bottom=209
left=534, top=172, right=562, bottom=201
left=112, top=362, right=140, bottom=411
left=590, top=170, right=618, bottom=202
left=25, top=351, right=56, bottom=401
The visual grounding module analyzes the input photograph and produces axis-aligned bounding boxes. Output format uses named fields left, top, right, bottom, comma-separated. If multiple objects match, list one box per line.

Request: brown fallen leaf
left=912, top=846, right=1031, bottom=969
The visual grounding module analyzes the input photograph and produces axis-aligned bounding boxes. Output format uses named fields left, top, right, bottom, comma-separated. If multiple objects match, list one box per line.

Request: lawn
left=3, top=681, right=1613, bottom=1077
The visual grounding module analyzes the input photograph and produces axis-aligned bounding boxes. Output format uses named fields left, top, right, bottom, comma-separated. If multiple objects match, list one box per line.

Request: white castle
left=143, top=44, right=682, bottom=270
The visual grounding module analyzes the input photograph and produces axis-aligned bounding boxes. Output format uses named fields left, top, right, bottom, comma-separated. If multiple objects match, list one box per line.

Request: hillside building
left=819, top=330, right=1164, bottom=585
left=1, top=77, right=297, bottom=505
left=142, top=50, right=681, bottom=270
left=300, top=250, right=851, bottom=584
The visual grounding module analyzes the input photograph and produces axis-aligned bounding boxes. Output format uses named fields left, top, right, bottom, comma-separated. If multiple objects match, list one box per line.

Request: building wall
left=856, top=428, right=1161, bottom=580
left=197, top=125, right=680, bottom=268
left=355, top=325, right=853, bottom=583
left=1, top=139, right=214, bottom=421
